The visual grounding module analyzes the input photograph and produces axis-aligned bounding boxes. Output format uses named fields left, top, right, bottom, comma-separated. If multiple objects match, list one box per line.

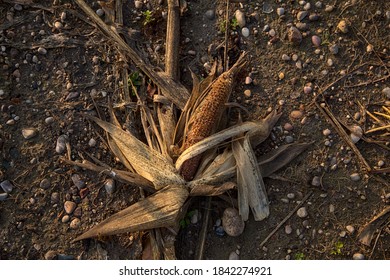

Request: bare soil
left=0, top=0, right=389, bottom=260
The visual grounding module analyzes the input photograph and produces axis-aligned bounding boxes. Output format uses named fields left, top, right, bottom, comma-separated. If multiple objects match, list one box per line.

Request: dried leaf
left=190, top=182, right=236, bottom=196
left=73, top=185, right=189, bottom=241
left=86, top=115, right=185, bottom=189
left=358, top=206, right=390, bottom=246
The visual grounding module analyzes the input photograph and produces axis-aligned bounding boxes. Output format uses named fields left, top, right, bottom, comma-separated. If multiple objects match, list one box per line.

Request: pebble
left=296, top=22, right=308, bottom=31
left=1, top=180, right=14, bottom=193
left=229, top=251, right=239, bottom=260
left=288, top=26, right=302, bottom=45
left=366, top=44, right=374, bottom=53
left=284, top=123, right=293, bottom=131
left=339, top=231, right=347, bottom=238
left=285, top=136, right=294, bottom=143
left=96, top=9, right=104, bottom=16
left=205, top=9, right=215, bottom=20
left=311, top=176, right=321, bottom=187
left=297, top=207, right=308, bottom=218
left=263, top=25, right=270, bottom=32
left=39, top=178, right=51, bottom=190
left=45, top=117, right=54, bottom=124
left=327, top=58, right=334, bottom=67
left=244, top=89, right=251, bottom=97
left=61, top=215, right=70, bottom=223
left=287, top=193, right=295, bottom=199
left=55, top=135, right=69, bottom=154
left=311, top=35, right=321, bottom=47
left=88, top=138, right=97, bottom=147
left=276, top=7, right=285, bottom=16
left=297, top=11, right=308, bottom=21
left=37, top=47, right=47, bottom=55
left=134, top=0, right=143, bottom=9
left=337, top=20, right=349, bottom=33
left=245, top=76, right=252, bottom=84
left=353, top=253, right=365, bottom=260
left=235, top=10, right=246, bottom=28
left=278, top=72, right=285, bottom=80
left=304, top=3, right=311, bottom=10
left=350, top=173, right=361, bottom=181
left=268, top=29, right=276, bottom=37
left=241, top=27, right=250, bottom=37
left=282, top=54, right=291, bottom=61
left=53, top=21, right=63, bottom=29
left=215, top=226, right=225, bottom=236
left=22, top=128, right=38, bottom=139
left=70, top=218, right=81, bottom=229
left=104, top=178, right=116, bottom=195
left=290, top=110, right=303, bottom=119
left=222, top=208, right=245, bottom=237
left=51, top=192, right=59, bottom=204
left=285, top=225, right=293, bottom=234
left=191, top=209, right=199, bottom=224
left=303, top=85, right=312, bottom=94
left=329, top=204, right=335, bottom=213
left=71, top=174, right=85, bottom=189
left=377, top=160, right=385, bottom=167
left=315, top=1, right=323, bottom=8
left=32, top=55, right=39, bottom=63
left=382, top=87, right=390, bottom=98
left=325, top=5, right=334, bottom=12
left=60, top=11, right=67, bottom=22
left=323, top=128, right=331, bottom=136
left=73, top=207, right=82, bottom=217
left=346, top=225, right=355, bottom=234
left=329, top=44, right=339, bottom=55
left=0, top=193, right=8, bottom=201
left=64, top=200, right=77, bottom=214
left=44, top=250, right=57, bottom=260
left=309, top=13, right=320, bottom=21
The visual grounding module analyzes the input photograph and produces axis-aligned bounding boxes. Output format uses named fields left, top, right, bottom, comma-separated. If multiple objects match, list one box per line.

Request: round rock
left=55, top=135, right=69, bottom=154
left=22, top=128, right=38, bottom=139
left=205, top=9, right=215, bottom=20
left=382, top=87, right=390, bottom=99
left=353, top=253, right=365, bottom=260
left=290, top=110, right=303, bottom=119
left=350, top=173, right=361, bottom=181
left=288, top=27, right=302, bottom=45
left=311, top=35, right=321, bottom=47
left=39, top=178, right=51, bottom=190
left=222, top=208, right=245, bottom=237
left=104, top=178, right=115, bottom=195
left=241, top=27, right=250, bottom=38
left=64, top=200, right=77, bottom=214
left=1, top=180, right=14, bottom=193
left=70, top=218, right=81, bottom=229
left=297, top=207, right=308, bottom=218
left=285, top=225, right=293, bottom=234
left=235, top=10, right=246, bottom=28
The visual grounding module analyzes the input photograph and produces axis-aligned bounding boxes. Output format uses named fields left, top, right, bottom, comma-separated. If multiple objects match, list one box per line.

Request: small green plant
left=179, top=210, right=196, bottom=229
left=219, top=18, right=240, bottom=33
left=230, top=18, right=239, bottom=30
left=142, top=10, right=155, bottom=26
left=128, top=71, right=142, bottom=95
left=294, top=252, right=305, bottom=260
left=331, top=241, right=344, bottom=255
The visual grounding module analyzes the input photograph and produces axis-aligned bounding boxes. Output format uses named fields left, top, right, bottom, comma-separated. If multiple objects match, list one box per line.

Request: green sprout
left=128, top=71, right=142, bottom=95
left=230, top=18, right=239, bottom=30
left=179, top=210, right=196, bottom=229
left=331, top=241, right=344, bottom=255
left=294, top=252, right=305, bottom=260
left=219, top=18, right=240, bottom=33
left=142, top=10, right=155, bottom=26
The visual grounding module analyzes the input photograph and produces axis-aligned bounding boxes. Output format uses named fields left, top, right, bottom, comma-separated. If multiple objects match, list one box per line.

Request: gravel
left=222, top=208, right=245, bottom=237
left=1, top=180, right=14, bottom=193
left=22, top=128, right=38, bottom=139
left=350, top=173, right=361, bottom=181
left=297, top=207, right=308, bottom=218
left=39, top=178, right=51, bottom=190
left=352, top=253, right=365, bottom=260
left=64, top=201, right=77, bottom=214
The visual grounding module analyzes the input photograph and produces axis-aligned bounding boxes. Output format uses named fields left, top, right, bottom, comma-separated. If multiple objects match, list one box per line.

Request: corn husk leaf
left=86, top=115, right=185, bottom=189
left=73, top=185, right=189, bottom=241
left=157, top=102, right=176, bottom=157
left=232, top=135, right=269, bottom=221
left=190, top=182, right=236, bottom=196
left=248, top=110, right=282, bottom=147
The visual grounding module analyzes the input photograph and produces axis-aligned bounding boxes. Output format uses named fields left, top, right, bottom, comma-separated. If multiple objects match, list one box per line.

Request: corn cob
left=180, top=52, right=248, bottom=180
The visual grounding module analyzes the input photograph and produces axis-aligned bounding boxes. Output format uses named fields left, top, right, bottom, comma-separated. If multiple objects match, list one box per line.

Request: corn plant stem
left=74, top=0, right=189, bottom=109
left=165, top=0, right=180, bottom=81
left=259, top=191, right=313, bottom=249
left=224, top=0, right=230, bottom=71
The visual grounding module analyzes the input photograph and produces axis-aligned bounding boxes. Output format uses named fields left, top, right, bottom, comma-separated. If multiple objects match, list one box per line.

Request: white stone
left=297, top=207, right=308, bottom=218
left=241, top=27, right=250, bottom=37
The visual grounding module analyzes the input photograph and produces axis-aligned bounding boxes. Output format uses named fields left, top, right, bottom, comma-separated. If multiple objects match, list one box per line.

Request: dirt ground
left=0, top=0, right=389, bottom=260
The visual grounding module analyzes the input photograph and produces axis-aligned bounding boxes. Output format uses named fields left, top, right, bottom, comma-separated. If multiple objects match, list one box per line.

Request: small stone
left=205, top=9, right=215, bottom=20
left=297, top=207, right=308, bottom=218
left=104, top=178, right=116, bottom=195
left=55, top=135, right=69, bottom=154
left=290, top=110, right=303, bottom=119
left=296, top=22, right=308, bottom=31
left=284, top=123, right=293, bottom=131
left=39, top=178, right=51, bottom=190
left=70, top=218, right=81, bottom=229
left=60, top=11, right=67, bottom=22
left=187, top=50, right=196, bottom=55
left=61, top=215, right=70, bottom=223
left=285, top=225, right=293, bottom=234
left=73, top=207, right=82, bottom=217
left=88, top=138, right=97, bottom=147
left=350, top=173, right=361, bottom=181
left=285, top=136, right=294, bottom=143
left=51, top=192, right=59, bottom=204
left=14, top=3, right=23, bottom=11
left=235, top=10, right=246, bottom=28
left=268, top=29, right=276, bottom=37
left=288, top=26, right=302, bottom=45
left=32, top=55, right=39, bottom=63
left=311, top=176, right=321, bottom=187
left=303, top=85, right=312, bottom=94
left=1, top=180, right=14, bottom=193
left=315, top=1, right=323, bottom=8
left=134, top=0, right=143, bottom=9
left=245, top=76, right=252, bottom=84
left=346, top=225, right=355, bottom=234
left=353, top=253, right=365, bottom=260
left=329, top=204, right=335, bottom=213
left=263, top=25, right=270, bottom=32
left=96, top=9, right=104, bottom=16
left=282, top=54, right=291, bottom=61
left=241, top=27, right=250, bottom=37
left=366, top=44, right=374, bottom=53
left=244, top=89, right=252, bottom=97
left=287, top=193, right=295, bottom=199
left=215, top=226, right=225, bottom=236
left=191, top=210, right=199, bottom=224
left=311, top=35, right=321, bottom=47
left=278, top=72, right=285, bottom=80
left=0, top=193, right=8, bottom=201
left=325, top=5, right=334, bottom=12
left=64, top=201, right=77, bottom=214
left=309, top=13, right=320, bottom=21
left=6, top=119, right=15, bottom=126
left=92, top=56, right=99, bottom=64
left=329, top=44, right=339, bottom=55
left=297, top=11, right=308, bottom=21
left=292, top=54, right=299, bottom=61
left=323, top=128, right=331, bottom=136
left=304, top=2, right=311, bottom=10
left=276, top=7, right=285, bottom=16
left=37, top=47, right=47, bottom=55
left=22, top=128, right=38, bottom=139
left=337, top=20, right=349, bottom=33
left=71, top=174, right=85, bottom=189
left=229, top=251, right=239, bottom=260
left=377, top=160, right=385, bottom=167
left=53, top=21, right=63, bottom=29
left=45, top=117, right=54, bottom=124
left=327, top=58, right=334, bottom=67
left=382, top=87, right=390, bottom=98
left=44, top=250, right=57, bottom=260
left=222, top=208, right=245, bottom=237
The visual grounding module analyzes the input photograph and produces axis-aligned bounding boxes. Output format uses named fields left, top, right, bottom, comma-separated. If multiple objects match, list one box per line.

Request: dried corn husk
left=86, top=115, right=185, bottom=189
left=73, top=185, right=189, bottom=241
left=232, top=135, right=269, bottom=221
